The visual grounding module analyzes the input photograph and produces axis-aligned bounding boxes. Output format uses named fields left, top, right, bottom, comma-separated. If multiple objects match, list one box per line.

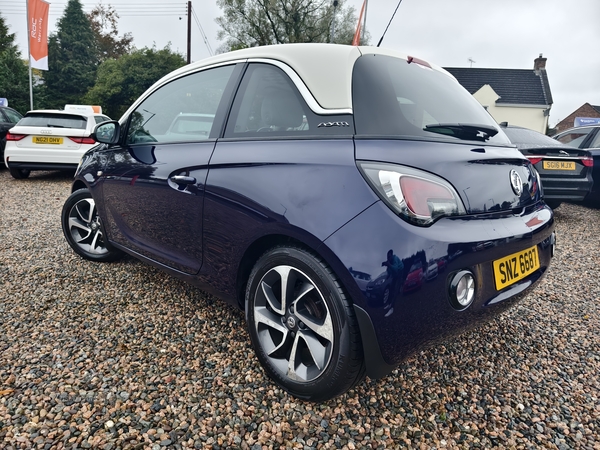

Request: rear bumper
left=5, top=161, right=77, bottom=171
left=540, top=175, right=592, bottom=202
left=323, top=200, right=555, bottom=378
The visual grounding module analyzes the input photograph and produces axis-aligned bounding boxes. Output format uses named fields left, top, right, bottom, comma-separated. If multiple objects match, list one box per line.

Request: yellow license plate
left=493, top=245, right=540, bottom=290
left=543, top=160, right=575, bottom=170
left=33, top=136, right=63, bottom=145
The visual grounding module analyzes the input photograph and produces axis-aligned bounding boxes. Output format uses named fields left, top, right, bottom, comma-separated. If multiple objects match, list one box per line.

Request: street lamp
left=330, top=0, right=339, bottom=43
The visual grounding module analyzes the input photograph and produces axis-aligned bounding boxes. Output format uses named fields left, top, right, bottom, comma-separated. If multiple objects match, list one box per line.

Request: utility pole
left=187, top=1, right=192, bottom=64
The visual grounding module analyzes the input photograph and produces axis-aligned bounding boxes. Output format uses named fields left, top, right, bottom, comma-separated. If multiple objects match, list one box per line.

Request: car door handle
left=170, top=175, right=196, bottom=185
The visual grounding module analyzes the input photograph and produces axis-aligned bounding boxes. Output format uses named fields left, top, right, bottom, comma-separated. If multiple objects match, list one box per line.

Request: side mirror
left=92, top=120, right=121, bottom=145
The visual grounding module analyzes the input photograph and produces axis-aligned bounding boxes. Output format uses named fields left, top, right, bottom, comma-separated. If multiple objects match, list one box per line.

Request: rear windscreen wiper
left=424, top=123, right=499, bottom=142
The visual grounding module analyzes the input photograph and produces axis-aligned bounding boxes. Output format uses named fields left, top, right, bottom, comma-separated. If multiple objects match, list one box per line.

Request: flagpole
left=26, top=0, right=34, bottom=110
left=361, top=0, right=368, bottom=43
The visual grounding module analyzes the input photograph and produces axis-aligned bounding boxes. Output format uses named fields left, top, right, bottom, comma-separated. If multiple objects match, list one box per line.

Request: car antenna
left=377, top=0, right=404, bottom=47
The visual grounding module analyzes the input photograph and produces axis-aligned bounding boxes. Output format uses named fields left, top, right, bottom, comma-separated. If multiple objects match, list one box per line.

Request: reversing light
left=358, top=162, right=466, bottom=226
left=449, top=270, right=475, bottom=310
left=6, top=133, right=26, bottom=141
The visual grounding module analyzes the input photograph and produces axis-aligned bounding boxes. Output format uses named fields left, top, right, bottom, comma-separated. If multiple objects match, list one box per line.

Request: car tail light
left=358, top=162, right=466, bottom=226
left=526, top=156, right=542, bottom=165
left=582, top=157, right=593, bottom=167
left=69, top=137, right=96, bottom=145
left=6, top=132, right=26, bottom=141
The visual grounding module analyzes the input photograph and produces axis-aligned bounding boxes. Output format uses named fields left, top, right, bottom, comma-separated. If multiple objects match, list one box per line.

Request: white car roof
left=143, top=44, right=451, bottom=112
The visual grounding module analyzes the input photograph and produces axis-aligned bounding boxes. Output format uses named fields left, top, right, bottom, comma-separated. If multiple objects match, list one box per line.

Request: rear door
left=100, top=63, right=242, bottom=274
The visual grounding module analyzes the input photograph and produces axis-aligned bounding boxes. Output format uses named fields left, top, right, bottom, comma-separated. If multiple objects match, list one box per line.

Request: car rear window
left=503, top=127, right=562, bottom=146
left=19, top=113, right=88, bottom=129
left=352, top=54, right=510, bottom=145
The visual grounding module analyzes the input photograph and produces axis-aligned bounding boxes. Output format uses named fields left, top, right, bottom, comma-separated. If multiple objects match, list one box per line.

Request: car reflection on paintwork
left=426, top=260, right=439, bottom=281
left=404, top=261, right=424, bottom=293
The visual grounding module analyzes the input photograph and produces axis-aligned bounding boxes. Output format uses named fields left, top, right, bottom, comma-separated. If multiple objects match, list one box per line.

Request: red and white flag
left=28, top=0, right=50, bottom=70
left=352, top=0, right=366, bottom=46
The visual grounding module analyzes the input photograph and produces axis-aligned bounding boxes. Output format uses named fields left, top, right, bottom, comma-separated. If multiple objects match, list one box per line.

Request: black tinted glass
left=3, top=108, right=23, bottom=123
left=352, top=54, right=510, bottom=145
left=503, top=127, right=561, bottom=146
left=19, top=113, right=88, bottom=129
left=225, top=63, right=353, bottom=138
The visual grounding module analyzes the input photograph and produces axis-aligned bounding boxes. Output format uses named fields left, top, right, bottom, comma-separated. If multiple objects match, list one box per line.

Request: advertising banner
left=28, top=0, right=50, bottom=71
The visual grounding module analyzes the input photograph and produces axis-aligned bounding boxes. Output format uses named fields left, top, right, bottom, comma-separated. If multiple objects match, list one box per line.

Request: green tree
left=43, top=0, right=97, bottom=108
left=0, top=13, right=30, bottom=113
left=87, top=3, right=133, bottom=63
left=84, top=45, right=186, bottom=119
left=215, top=0, right=366, bottom=51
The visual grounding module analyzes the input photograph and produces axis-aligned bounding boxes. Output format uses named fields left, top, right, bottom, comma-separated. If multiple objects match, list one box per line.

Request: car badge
left=510, top=170, right=523, bottom=196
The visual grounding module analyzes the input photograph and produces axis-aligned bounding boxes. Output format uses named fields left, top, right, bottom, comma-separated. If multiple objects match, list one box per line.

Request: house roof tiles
left=443, top=67, right=553, bottom=107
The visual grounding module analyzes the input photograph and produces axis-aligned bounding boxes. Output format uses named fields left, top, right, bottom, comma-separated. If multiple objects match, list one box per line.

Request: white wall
left=472, top=84, right=549, bottom=133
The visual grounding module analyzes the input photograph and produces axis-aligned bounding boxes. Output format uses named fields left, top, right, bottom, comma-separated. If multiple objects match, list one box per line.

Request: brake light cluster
left=6, top=133, right=26, bottom=141
left=358, top=162, right=466, bottom=226
left=69, top=137, right=96, bottom=145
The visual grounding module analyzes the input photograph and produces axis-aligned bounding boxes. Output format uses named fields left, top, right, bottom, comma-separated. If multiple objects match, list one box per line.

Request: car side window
left=225, top=64, right=308, bottom=137
left=590, top=130, right=600, bottom=149
left=555, top=128, right=592, bottom=148
left=125, top=65, right=235, bottom=145
left=4, top=108, right=22, bottom=123
left=225, top=63, right=354, bottom=138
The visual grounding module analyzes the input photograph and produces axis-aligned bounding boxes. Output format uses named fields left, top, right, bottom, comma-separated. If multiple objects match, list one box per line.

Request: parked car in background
left=553, top=125, right=600, bottom=150
left=3, top=105, right=110, bottom=179
left=0, top=105, right=24, bottom=165
left=501, top=123, right=594, bottom=209
left=61, top=44, right=555, bottom=401
left=553, top=125, right=600, bottom=203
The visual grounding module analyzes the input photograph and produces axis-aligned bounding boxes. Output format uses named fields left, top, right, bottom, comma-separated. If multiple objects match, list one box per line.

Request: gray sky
left=4, top=0, right=600, bottom=127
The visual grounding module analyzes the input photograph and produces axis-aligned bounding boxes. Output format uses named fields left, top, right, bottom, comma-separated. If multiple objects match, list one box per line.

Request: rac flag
left=351, top=0, right=366, bottom=46
left=28, top=0, right=50, bottom=70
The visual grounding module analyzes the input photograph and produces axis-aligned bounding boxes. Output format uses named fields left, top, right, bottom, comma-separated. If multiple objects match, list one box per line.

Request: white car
left=4, top=105, right=110, bottom=179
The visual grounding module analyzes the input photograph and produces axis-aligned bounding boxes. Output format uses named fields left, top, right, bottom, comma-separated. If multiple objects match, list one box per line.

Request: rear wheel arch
left=236, top=234, right=362, bottom=311
left=71, top=179, right=88, bottom=193
left=244, top=244, right=366, bottom=400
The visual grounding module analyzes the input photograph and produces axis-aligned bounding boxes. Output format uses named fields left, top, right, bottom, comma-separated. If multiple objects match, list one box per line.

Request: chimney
left=534, top=53, right=547, bottom=72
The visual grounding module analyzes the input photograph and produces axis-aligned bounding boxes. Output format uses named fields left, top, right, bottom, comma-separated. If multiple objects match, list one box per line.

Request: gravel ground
left=1, top=169, right=599, bottom=450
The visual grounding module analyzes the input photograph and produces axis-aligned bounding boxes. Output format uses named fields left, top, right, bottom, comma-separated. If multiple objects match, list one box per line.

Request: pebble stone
left=1, top=169, right=599, bottom=449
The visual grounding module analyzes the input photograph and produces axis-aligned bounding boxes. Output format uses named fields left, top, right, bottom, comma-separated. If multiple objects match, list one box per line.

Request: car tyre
left=9, top=167, right=30, bottom=179
left=246, top=246, right=365, bottom=401
left=61, top=188, right=124, bottom=262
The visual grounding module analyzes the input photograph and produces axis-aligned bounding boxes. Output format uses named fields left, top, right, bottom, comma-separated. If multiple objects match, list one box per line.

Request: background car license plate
left=493, top=245, right=539, bottom=290
left=33, top=136, right=63, bottom=145
left=543, top=160, right=575, bottom=170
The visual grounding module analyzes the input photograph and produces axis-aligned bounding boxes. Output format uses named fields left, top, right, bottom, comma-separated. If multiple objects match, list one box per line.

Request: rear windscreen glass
left=352, top=54, right=510, bottom=145
left=503, top=127, right=561, bottom=146
left=19, top=113, right=88, bottom=129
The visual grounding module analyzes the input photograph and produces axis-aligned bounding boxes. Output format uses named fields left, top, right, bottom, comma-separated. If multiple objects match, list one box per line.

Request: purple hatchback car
left=62, top=44, right=555, bottom=401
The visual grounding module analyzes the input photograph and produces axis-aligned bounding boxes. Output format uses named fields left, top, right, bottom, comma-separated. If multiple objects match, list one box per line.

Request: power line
left=191, top=8, right=213, bottom=56
left=0, top=2, right=186, bottom=16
